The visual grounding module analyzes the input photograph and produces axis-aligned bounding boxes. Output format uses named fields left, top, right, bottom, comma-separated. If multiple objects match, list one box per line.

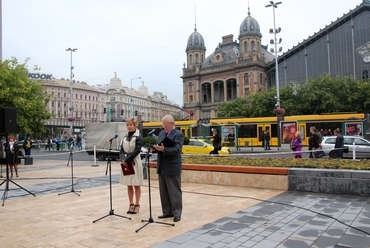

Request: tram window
left=270, top=124, right=277, bottom=137
left=239, top=125, right=257, bottom=138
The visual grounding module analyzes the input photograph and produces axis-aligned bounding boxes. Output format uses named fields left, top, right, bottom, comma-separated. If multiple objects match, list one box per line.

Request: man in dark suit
left=151, top=115, right=184, bottom=222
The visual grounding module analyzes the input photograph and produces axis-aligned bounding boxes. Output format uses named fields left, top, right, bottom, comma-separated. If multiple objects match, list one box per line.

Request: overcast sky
left=3, top=0, right=361, bottom=106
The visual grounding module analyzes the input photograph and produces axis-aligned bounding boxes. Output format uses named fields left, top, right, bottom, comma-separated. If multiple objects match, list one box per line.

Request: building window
left=244, top=41, right=248, bottom=52
left=189, top=82, right=193, bottom=92
left=189, top=95, right=193, bottom=102
left=362, top=70, right=368, bottom=80
left=245, top=87, right=250, bottom=97
left=244, top=73, right=249, bottom=85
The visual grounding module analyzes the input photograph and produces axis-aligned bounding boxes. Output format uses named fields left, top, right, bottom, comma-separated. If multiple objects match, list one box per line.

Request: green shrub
left=142, top=136, right=157, bottom=147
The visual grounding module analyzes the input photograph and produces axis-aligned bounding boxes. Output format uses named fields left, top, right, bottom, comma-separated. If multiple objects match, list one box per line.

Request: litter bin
left=245, top=141, right=249, bottom=147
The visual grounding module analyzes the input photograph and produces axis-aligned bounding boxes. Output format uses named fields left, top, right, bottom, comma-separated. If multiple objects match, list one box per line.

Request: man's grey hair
left=310, top=126, right=316, bottom=131
left=162, top=115, right=174, bottom=123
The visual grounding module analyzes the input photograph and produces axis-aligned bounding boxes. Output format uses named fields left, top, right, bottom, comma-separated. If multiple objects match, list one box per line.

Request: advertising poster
left=222, top=126, right=236, bottom=145
left=345, top=122, right=363, bottom=136
left=281, top=121, right=297, bottom=144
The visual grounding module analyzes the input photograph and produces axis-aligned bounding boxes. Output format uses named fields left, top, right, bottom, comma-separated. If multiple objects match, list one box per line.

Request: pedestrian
left=23, top=134, right=32, bottom=156
left=8, top=135, right=19, bottom=178
left=264, top=130, right=271, bottom=150
left=308, top=126, right=320, bottom=158
left=119, top=118, right=143, bottom=214
left=334, top=128, right=344, bottom=159
left=292, top=131, right=303, bottom=158
left=56, top=136, right=61, bottom=150
left=151, top=115, right=183, bottom=222
left=211, top=129, right=221, bottom=154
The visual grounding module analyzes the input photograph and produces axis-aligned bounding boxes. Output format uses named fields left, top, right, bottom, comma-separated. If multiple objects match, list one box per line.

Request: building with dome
left=182, top=8, right=274, bottom=120
left=182, top=0, right=370, bottom=120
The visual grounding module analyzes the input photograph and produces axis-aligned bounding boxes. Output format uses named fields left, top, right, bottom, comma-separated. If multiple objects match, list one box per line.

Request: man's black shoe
left=174, top=216, right=181, bottom=222
left=158, top=214, right=174, bottom=219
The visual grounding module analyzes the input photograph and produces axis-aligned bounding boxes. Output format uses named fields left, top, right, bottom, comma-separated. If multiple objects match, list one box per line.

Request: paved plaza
left=0, top=152, right=370, bottom=247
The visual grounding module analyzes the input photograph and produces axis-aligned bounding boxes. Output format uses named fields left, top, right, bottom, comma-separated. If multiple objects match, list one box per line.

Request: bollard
left=91, top=145, right=99, bottom=167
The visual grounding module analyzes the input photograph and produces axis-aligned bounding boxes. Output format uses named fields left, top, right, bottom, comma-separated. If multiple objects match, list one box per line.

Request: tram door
left=298, top=123, right=306, bottom=145
left=257, top=124, right=271, bottom=147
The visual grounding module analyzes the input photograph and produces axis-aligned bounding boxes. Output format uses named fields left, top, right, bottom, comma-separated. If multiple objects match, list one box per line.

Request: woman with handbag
left=292, top=131, right=303, bottom=158
left=119, top=118, right=143, bottom=214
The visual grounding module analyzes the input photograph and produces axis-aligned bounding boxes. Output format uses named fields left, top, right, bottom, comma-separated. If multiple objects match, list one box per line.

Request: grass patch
left=182, top=157, right=370, bottom=170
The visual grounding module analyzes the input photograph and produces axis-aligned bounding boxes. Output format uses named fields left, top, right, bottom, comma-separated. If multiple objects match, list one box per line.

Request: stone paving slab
left=154, top=192, right=370, bottom=248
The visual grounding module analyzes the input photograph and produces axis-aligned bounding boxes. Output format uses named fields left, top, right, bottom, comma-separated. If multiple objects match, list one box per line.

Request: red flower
left=273, top=108, right=285, bottom=116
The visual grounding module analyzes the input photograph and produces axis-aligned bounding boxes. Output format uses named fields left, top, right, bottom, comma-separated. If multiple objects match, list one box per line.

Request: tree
left=0, top=58, right=52, bottom=135
left=216, top=74, right=369, bottom=118
left=217, top=97, right=249, bottom=117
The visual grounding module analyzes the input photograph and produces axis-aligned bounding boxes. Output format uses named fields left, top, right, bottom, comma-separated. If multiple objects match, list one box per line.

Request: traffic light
left=103, top=108, right=107, bottom=114
left=121, top=109, right=124, bottom=115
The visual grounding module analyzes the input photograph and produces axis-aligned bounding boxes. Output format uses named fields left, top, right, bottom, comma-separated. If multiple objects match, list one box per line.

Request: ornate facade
left=182, top=9, right=274, bottom=120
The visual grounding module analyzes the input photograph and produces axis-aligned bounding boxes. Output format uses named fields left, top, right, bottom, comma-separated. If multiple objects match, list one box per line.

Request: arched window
left=195, top=54, right=199, bottom=63
left=189, top=54, right=193, bottom=64
left=244, top=41, right=248, bottom=52
left=244, top=73, right=249, bottom=85
left=189, top=82, right=193, bottom=92
left=251, top=41, right=255, bottom=52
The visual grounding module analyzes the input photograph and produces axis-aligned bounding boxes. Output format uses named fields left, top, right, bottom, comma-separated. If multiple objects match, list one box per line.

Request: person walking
left=151, top=115, right=184, bottom=222
left=264, top=130, right=271, bottom=150
left=334, top=128, right=344, bottom=159
left=211, top=129, right=221, bottom=154
left=308, top=126, right=320, bottom=158
left=119, top=118, right=143, bottom=214
left=23, top=134, right=32, bottom=156
left=292, top=131, right=303, bottom=158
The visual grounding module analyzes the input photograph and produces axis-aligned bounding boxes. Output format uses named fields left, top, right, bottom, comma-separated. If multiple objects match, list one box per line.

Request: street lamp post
left=266, top=1, right=282, bottom=108
left=266, top=1, right=282, bottom=148
left=66, top=48, right=77, bottom=137
left=130, top=77, right=141, bottom=117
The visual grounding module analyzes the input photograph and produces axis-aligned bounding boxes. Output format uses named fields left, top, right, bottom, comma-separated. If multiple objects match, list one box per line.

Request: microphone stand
left=93, top=139, right=131, bottom=223
left=58, top=142, right=81, bottom=196
left=136, top=146, right=174, bottom=233
left=1, top=134, right=35, bottom=206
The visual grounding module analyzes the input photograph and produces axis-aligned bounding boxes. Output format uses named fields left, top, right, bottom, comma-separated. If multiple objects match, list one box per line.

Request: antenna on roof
left=248, top=0, right=251, bottom=15
left=194, top=4, right=197, bottom=32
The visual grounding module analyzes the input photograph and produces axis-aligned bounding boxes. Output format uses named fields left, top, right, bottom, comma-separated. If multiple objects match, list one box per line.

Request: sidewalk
left=1, top=157, right=370, bottom=247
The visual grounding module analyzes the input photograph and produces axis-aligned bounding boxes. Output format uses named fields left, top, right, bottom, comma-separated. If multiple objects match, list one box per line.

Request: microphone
left=107, top=134, right=118, bottom=142
left=148, top=129, right=156, bottom=135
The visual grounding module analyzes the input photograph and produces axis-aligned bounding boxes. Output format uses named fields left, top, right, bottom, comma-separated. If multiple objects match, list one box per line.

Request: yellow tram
left=142, top=113, right=367, bottom=148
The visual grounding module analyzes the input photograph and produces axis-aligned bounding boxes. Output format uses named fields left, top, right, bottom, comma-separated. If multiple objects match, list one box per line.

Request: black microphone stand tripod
left=58, top=141, right=81, bottom=196
left=93, top=138, right=131, bottom=223
left=1, top=134, right=35, bottom=206
left=136, top=146, right=174, bottom=233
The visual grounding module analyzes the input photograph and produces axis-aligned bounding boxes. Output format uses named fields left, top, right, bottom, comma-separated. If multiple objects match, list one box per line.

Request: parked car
left=321, top=135, right=370, bottom=158
left=17, top=139, right=40, bottom=149
left=182, top=139, right=231, bottom=155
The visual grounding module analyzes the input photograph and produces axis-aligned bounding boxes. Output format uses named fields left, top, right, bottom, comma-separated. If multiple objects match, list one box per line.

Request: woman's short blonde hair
left=126, top=118, right=138, bottom=127
left=295, top=131, right=301, bottom=137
